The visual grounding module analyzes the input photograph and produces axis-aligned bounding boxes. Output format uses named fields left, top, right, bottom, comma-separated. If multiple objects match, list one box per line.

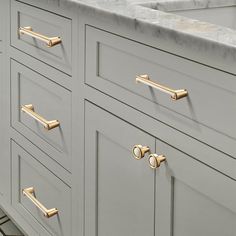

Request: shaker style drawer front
left=11, top=0, right=72, bottom=75
left=11, top=60, right=72, bottom=171
left=85, top=26, right=236, bottom=158
left=12, top=140, right=72, bottom=236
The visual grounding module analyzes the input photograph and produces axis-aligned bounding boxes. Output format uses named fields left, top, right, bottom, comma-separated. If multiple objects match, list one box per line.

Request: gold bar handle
left=21, top=104, right=60, bottom=130
left=19, top=26, right=62, bottom=47
left=22, top=187, right=58, bottom=218
left=136, top=75, right=188, bottom=100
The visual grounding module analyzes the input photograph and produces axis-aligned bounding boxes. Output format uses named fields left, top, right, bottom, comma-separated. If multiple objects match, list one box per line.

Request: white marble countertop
left=62, top=0, right=236, bottom=70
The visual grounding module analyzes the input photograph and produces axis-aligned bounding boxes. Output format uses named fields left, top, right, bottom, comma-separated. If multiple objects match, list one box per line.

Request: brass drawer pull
left=148, top=154, right=166, bottom=169
left=22, top=187, right=58, bottom=218
left=21, top=104, right=60, bottom=130
left=19, top=26, right=62, bottom=47
left=136, top=75, right=188, bottom=100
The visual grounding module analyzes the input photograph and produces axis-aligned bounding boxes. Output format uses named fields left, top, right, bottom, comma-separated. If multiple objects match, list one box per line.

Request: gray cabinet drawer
left=11, top=60, right=72, bottom=171
left=11, top=0, right=72, bottom=75
left=12, top=140, right=71, bottom=236
left=85, top=26, right=236, bottom=158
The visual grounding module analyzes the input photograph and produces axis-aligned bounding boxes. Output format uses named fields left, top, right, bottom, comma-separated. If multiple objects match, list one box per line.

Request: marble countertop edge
left=62, top=0, right=236, bottom=65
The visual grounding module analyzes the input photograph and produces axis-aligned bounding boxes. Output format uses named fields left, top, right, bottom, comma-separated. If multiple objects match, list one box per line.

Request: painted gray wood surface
left=85, top=102, right=236, bottom=236
left=10, top=127, right=72, bottom=187
left=0, top=0, right=235, bottom=236
left=11, top=0, right=72, bottom=75
left=11, top=60, right=72, bottom=171
left=9, top=47, right=72, bottom=90
left=85, top=102, right=156, bottom=236
left=12, top=140, right=72, bottom=236
left=155, top=139, right=236, bottom=236
left=85, top=25, right=236, bottom=159
left=0, top=0, right=11, bottom=202
left=0, top=0, right=3, bottom=198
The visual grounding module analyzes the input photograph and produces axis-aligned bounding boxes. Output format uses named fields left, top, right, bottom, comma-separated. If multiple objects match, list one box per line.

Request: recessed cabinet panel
left=172, top=180, right=236, bottom=236
left=12, top=140, right=72, bottom=236
left=155, top=139, right=236, bottom=236
left=11, top=60, right=72, bottom=171
left=85, top=25, right=236, bottom=158
left=85, top=102, right=156, bottom=236
left=11, top=0, right=72, bottom=75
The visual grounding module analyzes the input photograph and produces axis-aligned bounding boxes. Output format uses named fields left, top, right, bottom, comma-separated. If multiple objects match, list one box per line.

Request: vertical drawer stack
left=10, top=1, right=72, bottom=235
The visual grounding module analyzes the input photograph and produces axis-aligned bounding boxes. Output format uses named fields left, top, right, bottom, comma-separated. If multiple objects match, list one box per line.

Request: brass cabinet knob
left=148, top=154, right=166, bottom=169
left=132, top=144, right=150, bottom=160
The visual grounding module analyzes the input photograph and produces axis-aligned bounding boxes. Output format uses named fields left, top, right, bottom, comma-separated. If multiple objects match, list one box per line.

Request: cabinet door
left=85, top=103, right=156, bottom=236
left=155, top=139, right=236, bottom=236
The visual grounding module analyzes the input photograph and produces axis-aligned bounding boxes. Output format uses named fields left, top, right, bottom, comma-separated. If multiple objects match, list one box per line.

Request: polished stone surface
left=65, top=0, right=236, bottom=44
left=61, top=0, right=236, bottom=65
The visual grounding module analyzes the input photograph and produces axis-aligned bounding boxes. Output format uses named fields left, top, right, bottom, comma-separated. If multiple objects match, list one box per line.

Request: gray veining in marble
left=62, top=0, right=236, bottom=68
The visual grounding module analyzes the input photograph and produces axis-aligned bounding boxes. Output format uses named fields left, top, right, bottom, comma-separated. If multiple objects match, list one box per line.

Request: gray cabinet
left=0, top=1, right=73, bottom=235
left=85, top=102, right=236, bottom=236
left=0, top=0, right=235, bottom=236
